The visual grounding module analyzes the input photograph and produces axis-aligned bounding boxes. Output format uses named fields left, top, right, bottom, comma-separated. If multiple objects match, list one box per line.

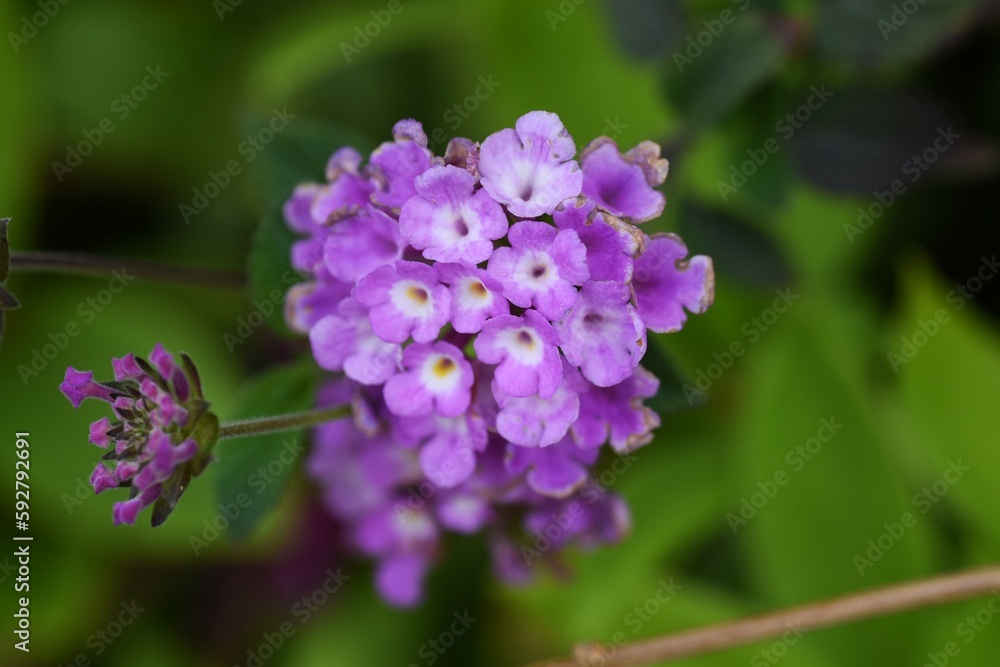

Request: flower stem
left=525, top=565, right=1000, bottom=667
left=218, top=404, right=351, bottom=440
left=10, top=251, right=246, bottom=291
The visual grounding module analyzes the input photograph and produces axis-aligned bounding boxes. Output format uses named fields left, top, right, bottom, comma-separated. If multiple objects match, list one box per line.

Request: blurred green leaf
left=248, top=116, right=371, bottom=335
left=677, top=200, right=794, bottom=287
left=787, top=87, right=955, bottom=195
left=601, top=0, right=685, bottom=60
left=893, top=257, right=1000, bottom=554
left=212, top=362, right=319, bottom=541
left=733, top=294, right=938, bottom=664
left=663, top=14, right=787, bottom=130
left=815, top=0, right=987, bottom=69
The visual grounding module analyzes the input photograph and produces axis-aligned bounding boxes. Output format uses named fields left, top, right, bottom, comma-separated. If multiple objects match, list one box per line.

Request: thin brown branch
left=525, top=565, right=1000, bottom=667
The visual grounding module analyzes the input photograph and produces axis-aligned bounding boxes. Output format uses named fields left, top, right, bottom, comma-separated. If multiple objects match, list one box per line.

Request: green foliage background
left=1, top=0, right=999, bottom=665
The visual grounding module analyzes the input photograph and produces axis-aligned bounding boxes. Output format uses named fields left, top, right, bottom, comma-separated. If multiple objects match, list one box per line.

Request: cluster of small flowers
left=59, top=345, right=217, bottom=526
left=284, top=111, right=714, bottom=606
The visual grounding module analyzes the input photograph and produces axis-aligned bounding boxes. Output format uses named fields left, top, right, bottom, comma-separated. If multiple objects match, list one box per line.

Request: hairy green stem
left=218, top=404, right=351, bottom=440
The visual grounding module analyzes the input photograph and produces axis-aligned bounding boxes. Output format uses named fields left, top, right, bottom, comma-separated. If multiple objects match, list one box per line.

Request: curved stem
left=10, top=251, right=245, bottom=291
left=526, top=565, right=1000, bottom=667
left=219, top=404, right=351, bottom=440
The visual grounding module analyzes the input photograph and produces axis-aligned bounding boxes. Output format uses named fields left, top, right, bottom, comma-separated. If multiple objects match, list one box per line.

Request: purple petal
left=486, top=220, right=588, bottom=320
left=323, top=207, right=404, bottom=284
left=556, top=280, right=646, bottom=387
left=437, top=263, right=509, bottom=334
left=632, top=234, right=715, bottom=333
left=474, top=310, right=562, bottom=398
left=436, top=492, right=491, bottom=533
left=375, top=554, right=430, bottom=608
left=573, top=366, right=660, bottom=451
left=479, top=111, right=582, bottom=217
left=493, top=359, right=582, bottom=447
left=90, top=464, right=119, bottom=494
left=383, top=342, right=473, bottom=418
left=399, top=165, right=508, bottom=264
left=553, top=197, right=643, bottom=283
left=59, top=367, right=113, bottom=408
left=89, top=417, right=113, bottom=448
left=581, top=138, right=667, bottom=222
left=309, top=297, right=401, bottom=385
left=369, top=120, right=434, bottom=210
left=112, top=483, right=162, bottom=526
left=354, top=261, right=451, bottom=343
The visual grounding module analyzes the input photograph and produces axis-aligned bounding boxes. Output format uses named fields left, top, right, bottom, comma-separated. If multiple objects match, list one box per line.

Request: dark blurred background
left=2, top=0, right=1000, bottom=665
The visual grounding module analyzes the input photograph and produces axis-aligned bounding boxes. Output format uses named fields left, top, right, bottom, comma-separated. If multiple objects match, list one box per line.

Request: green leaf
left=893, top=257, right=1000, bottom=554
left=815, top=0, right=987, bottom=69
left=733, top=292, right=939, bottom=664
left=212, top=363, right=320, bottom=541
left=248, top=116, right=371, bottom=336
left=663, top=13, right=786, bottom=130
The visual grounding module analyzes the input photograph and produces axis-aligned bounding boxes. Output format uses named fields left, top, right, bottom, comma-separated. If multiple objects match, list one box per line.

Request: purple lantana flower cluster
left=284, top=111, right=714, bottom=606
left=59, top=345, right=218, bottom=526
